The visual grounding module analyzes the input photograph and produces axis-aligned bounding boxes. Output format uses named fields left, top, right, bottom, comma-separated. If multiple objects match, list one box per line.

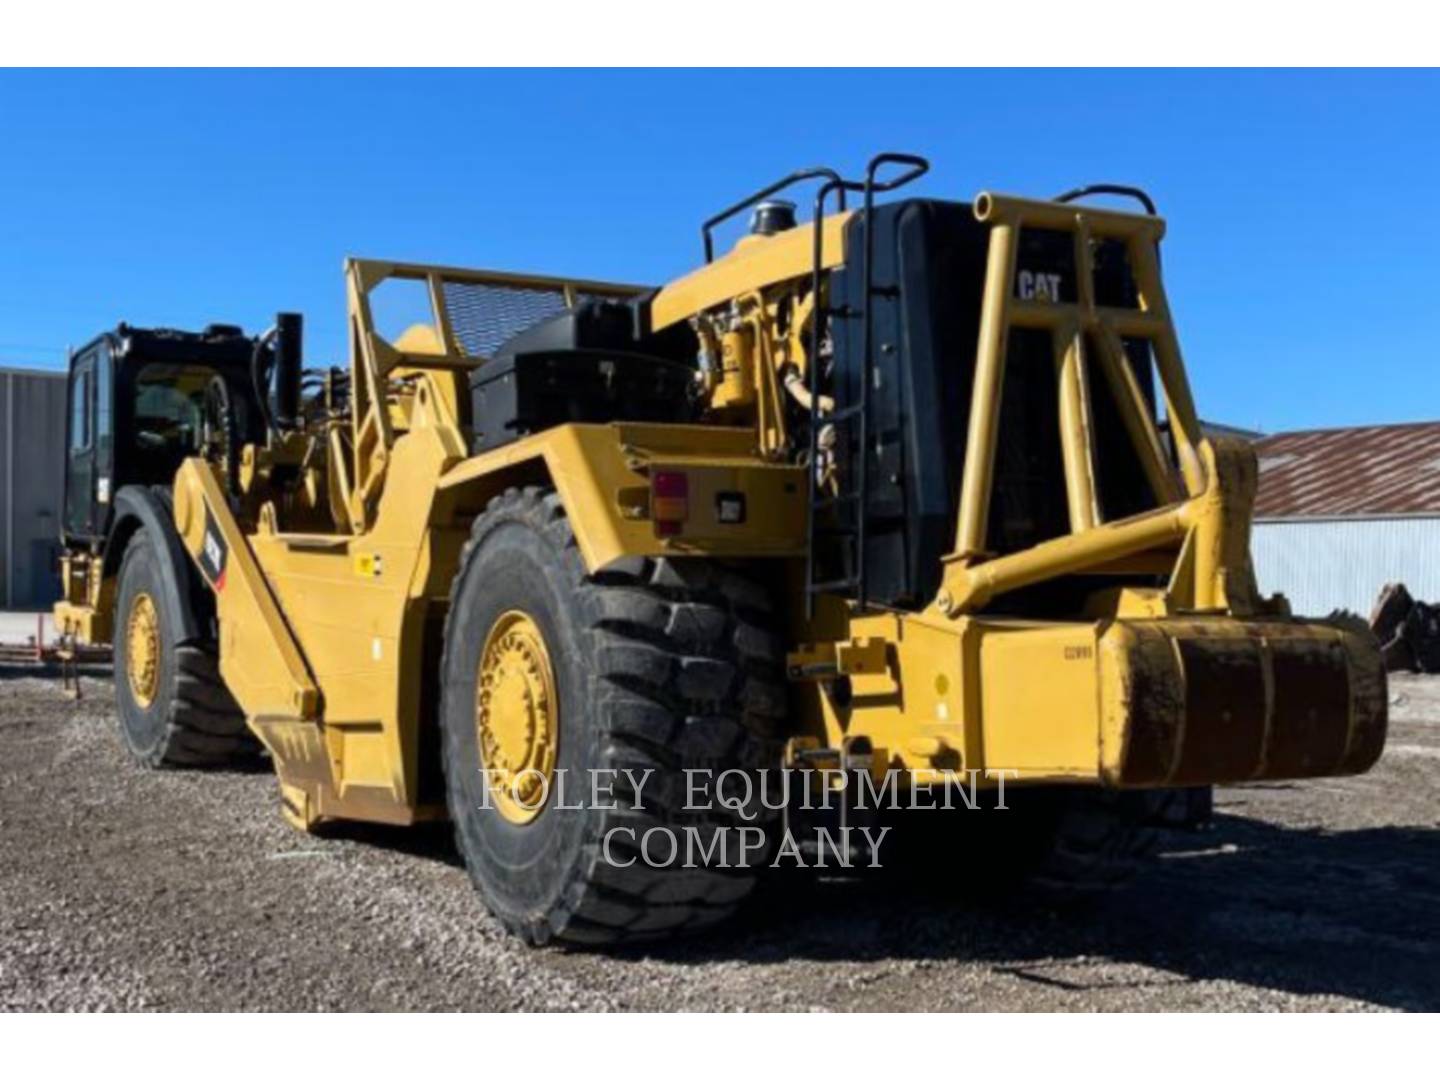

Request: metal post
left=1129, top=237, right=1205, bottom=496
left=1057, top=223, right=1099, bottom=532
left=947, top=501, right=1193, bottom=613
left=5, top=370, right=14, bottom=609
left=1055, top=326, right=1097, bottom=532
left=954, top=220, right=1018, bottom=561
left=1092, top=325, right=1180, bottom=506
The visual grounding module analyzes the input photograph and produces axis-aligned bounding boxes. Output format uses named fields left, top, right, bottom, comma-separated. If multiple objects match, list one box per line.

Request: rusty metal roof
left=1254, top=422, right=1440, bottom=519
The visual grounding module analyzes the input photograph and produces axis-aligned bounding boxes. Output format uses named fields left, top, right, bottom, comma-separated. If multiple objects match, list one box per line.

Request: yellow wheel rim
left=125, top=592, right=161, bottom=709
left=476, top=610, right=558, bottom=825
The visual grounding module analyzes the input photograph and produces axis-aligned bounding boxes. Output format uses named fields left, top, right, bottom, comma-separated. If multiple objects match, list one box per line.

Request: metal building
left=0, top=366, right=67, bottom=609
left=1250, top=422, right=1440, bottom=617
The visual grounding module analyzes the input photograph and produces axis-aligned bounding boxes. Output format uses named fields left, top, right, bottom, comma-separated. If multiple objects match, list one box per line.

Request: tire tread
left=440, top=485, right=785, bottom=947
left=115, top=529, right=261, bottom=770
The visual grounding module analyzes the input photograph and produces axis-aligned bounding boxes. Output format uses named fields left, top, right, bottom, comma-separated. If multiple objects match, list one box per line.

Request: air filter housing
left=749, top=200, right=797, bottom=236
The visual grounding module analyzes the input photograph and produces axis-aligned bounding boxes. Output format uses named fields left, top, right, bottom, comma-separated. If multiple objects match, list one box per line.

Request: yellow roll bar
left=937, top=192, right=1254, bottom=618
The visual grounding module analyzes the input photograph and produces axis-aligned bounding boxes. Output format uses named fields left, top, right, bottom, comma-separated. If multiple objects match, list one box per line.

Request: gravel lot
left=2, top=665, right=1437, bottom=1012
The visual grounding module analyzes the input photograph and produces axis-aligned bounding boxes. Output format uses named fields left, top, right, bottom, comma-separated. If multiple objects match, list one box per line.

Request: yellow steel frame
left=649, top=213, right=852, bottom=332
left=344, top=259, right=647, bottom=530
left=784, top=189, right=1381, bottom=789
left=934, top=192, right=1248, bottom=619
left=162, top=258, right=809, bottom=830
left=807, top=600, right=1387, bottom=789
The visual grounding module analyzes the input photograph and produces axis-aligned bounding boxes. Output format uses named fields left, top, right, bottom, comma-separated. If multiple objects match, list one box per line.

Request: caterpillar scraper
left=55, top=154, right=1387, bottom=945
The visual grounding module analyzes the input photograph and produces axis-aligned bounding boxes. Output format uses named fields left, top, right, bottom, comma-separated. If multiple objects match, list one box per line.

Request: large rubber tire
left=1016, top=789, right=1163, bottom=895
left=887, top=787, right=1161, bottom=899
left=113, top=529, right=261, bottom=769
left=439, top=486, right=787, bottom=947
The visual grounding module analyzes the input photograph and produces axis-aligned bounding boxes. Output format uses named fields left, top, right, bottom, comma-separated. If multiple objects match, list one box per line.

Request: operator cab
left=62, top=324, right=266, bottom=547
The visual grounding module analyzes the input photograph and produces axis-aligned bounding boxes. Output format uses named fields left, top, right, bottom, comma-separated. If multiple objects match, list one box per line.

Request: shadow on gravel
left=0, top=662, right=63, bottom=679
left=315, top=820, right=464, bottom=867
left=633, top=813, right=1440, bottom=1011
left=218, top=778, right=1440, bottom=1010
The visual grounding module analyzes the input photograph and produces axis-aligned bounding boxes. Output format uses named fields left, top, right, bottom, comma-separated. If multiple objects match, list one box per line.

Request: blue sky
left=1, top=69, right=1435, bottom=433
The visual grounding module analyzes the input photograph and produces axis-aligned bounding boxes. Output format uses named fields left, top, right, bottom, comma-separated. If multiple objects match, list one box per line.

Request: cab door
left=63, top=342, right=113, bottom=542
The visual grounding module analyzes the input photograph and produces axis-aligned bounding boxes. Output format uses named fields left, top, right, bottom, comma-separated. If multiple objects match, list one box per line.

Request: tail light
left=651, top=471, right=689, bottom=537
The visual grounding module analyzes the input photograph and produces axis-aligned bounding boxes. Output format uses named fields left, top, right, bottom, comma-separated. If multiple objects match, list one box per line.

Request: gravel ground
left=2, top=665, right=1437, bottom=1012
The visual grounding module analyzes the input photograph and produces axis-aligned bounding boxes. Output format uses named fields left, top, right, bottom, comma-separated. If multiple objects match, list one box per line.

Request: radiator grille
left=443, top=281, right=604, bottom=359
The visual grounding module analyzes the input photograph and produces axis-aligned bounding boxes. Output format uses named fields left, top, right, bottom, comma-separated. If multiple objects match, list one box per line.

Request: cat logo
left=1017, top=269, right=1063, bottom=302
left=198, top=510, right=229, bottom=591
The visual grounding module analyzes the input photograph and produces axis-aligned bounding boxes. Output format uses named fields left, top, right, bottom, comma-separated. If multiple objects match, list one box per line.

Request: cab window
left=129, top=365, right=214, bottom=486
left=70, top=367, right=92, bottom=450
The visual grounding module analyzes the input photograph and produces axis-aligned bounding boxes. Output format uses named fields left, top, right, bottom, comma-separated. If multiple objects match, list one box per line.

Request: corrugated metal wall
left=0, top=367, right=67, bottom=609
left=1251, top=516, right=1440, bottom=617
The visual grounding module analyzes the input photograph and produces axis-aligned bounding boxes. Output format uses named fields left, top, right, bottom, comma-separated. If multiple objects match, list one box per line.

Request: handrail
left=703, top=154, right=933, bottom=264
left=855, top=153, right=930, bottom=608
left=1053, top=183, right=1158, bottom=217
left=800, top=152, right=930, bottom=614
left=702, top=167, right=847, bottom=263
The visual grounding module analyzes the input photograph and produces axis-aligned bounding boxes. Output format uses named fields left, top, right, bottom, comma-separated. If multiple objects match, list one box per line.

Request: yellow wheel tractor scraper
left=55, top=154, right=1386, bottom=945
